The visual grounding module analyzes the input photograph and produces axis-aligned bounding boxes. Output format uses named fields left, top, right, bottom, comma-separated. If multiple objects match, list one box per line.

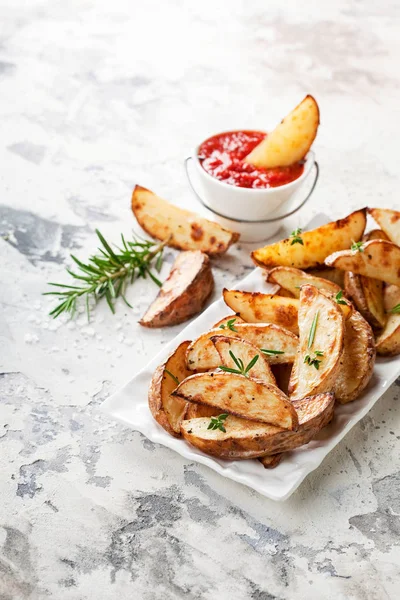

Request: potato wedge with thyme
left=325, top=240, right=400, bottom=287
left=211, top=335, right=277, bottom=385
left=267, top=267, right=341, bottom=298
left=212, top=315, right=245, bottom=329
left=132, top=185, right=239, bottom=255
left=148, top=341, right=192, bottom=437
left=252, top=208, right=366, bottom=270
left=223, top=288, right=299, bottom=334
left=186, top=323, right=299, bottom=371
left=180, top=392, right=334, bottom=460
left=289, top=285, right=345, bottom=401
left=173, top=372, right=298, bottom=430
left=376, top=285, right=400, bottom=356
left=333, top=310, right=376, bottom=404
left=368, top=208, right=400, bottom=246
left=140, top=251, right=214, bottom=328
left=244, top=95, right=320, bottom=168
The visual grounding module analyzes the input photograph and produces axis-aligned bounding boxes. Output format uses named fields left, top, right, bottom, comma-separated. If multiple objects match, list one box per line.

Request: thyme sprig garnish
left=389, top=303, right=400, bottom=314
left=261, top=349, right=285, bottom=356
left=335, top=290, right=347, bottom=305
left=351, top=240, right=364, bottom=252
left=304, top=350, right=324, bottom=370
left=44, top=230, right=168, bottom=320
left=219, top=350, right=259, bottom=377
left=290, top=228, right=304, bottom=245
left=219, top=318, right=238, bottom=332
left=165, top=370, right=179, bottom=385
left=207, top=414, right=229, bottom=432
left=308, top=311, right=319, bottom=348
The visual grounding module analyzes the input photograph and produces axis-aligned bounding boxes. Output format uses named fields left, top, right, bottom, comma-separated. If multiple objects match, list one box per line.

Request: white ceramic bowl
left=192, top=145, right=315, bottom=221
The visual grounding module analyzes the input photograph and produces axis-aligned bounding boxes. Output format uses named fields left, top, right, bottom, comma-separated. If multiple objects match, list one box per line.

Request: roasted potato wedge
left=211, top=336, right=276, bottom=385
left=186, top=323, right=299, bottom=371
left=307, top=267, right=345, bottom=288
left=333, top=310, right=375, bottom=404
left=252, top=209, right=366, bottom=270
left=223, top=288, right=299, bottom=334
left=376, top=285, right=400, bottom=356
left=344, top=271, right=386, bottom=330
left=325, top=240, right=400, bottom=287
left=267, top=267, right=341, bottom=298
left=212, top=315, right=244, bottom=329
left=148, top=341, right=191, bottom=437
left=132, top=185, right=239, bottom=255
left=185, top=403, right=216, bottom=419
left=244, top=95, right=320, bottom=168
left=140, top=251, right=214, bottom=327
left=173, top=372, right=298, bottom=430
left=289, top=285, right=345, bottom=401
left=368, top=208, right=400, bottom=246
left=363, top=228, right=389, bottom=242
left=180, top=392, right=334, bottom=460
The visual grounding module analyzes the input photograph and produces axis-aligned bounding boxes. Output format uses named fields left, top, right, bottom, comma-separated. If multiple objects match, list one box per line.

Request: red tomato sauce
left=199, top=130, right=304, bottom=189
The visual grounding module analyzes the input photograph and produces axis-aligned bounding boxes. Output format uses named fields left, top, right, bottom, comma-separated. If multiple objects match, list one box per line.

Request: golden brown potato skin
left=334, top=310, right=376, bottom=404
left=180, top=393, right=334, bottom=460
left=344, top=271, right=386, bottom=330
left=252, top=209, right=366, bottom=270
left=140, top=251, right=214, bottom=328
left=376, top=285, right=400, bottom=356
left=132, top=185, right=239, bottom=255
left=148, top=341, right=191, bottom=437
left=259, top=454, right=283, bottom=469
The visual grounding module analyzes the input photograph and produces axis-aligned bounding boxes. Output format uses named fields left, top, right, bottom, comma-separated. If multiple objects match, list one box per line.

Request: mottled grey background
left=1, top=1, right=400, bottom=599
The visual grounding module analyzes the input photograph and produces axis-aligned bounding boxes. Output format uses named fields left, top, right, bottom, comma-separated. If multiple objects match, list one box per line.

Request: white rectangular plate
left=102, top=216, right=400, bottom=501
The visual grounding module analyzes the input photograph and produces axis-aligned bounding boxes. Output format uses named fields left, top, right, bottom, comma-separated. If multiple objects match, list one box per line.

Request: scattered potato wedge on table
left=132, top=185, right=239, bottom=255
left=289, top=285, right=345, bottom=401
left=180, top=392, right=334, bottom=460
left=211, top=335, right=277, bottom=385
left=325, top=240, right=400, bottom=287
left=148, top=341, right=192, bottom=437
left=368, top=208, right=400, bottom=246
left=186, top=323, right=299, bottom=371
left=223, top=288, right=299, bottom=334
left=173, top=372, right=298, bottom=429
left=267, top=267, right=341, bottom=298
left=244, top=95, right=320, bottom=168
left=376, top=285, right=400, bottom=356
left=333, top=310, right=376, bottom=404
left=252, top=208, right=366, bottom=270
left=140, top=251, right=214, bottom=327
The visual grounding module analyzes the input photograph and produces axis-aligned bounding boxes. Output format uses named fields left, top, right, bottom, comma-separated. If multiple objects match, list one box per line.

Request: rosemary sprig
left=335, top=290, right=347, bottom=305
left=219, top=318, right=238, bottom=332
left=290, top=228, right=304, bottom=245
left=165, top=370, right=179, bottom=385
left=44, top=230, right=168, bottom=320
left=219, top=350, right=259, bottom=377
left=389, top=303, right=400, bottom=314
left=351, top=240, right=364, bottom=252
left=261, top=349, right=285, bottom=356
left=308, top=311, right=319, bottom=348
left=304, top=350, right=324, bottom=370
left=207, top=414, right=229, bottom=432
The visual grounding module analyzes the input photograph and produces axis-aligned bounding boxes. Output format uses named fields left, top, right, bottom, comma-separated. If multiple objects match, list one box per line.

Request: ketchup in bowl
left=199, top=130, right=304, bottom=189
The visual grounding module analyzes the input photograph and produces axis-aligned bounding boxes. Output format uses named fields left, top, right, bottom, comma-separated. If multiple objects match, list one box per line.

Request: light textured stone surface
left=1, top=1, right=400, bottom=598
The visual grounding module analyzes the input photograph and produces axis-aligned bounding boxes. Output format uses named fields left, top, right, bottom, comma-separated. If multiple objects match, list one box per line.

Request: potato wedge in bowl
left=325, top=239, right=400, bottom=286
left=244, top=95, right=320, bottom=168
left=173, top=372, right=298, bottom=429
left=252, top=208, right=366, bottom=270
left=289, top=285, right=345, bottom=401
left=132, top=185, right=239, bottom=255
left=148, top=340, right=192, bottom=437
left=186, top=323, right=299, bottom=371
left=376, top=285, right=400, bottom=356
left=140, top=251, right=214, bottom=327
left=180, top=392, right=334, bottom=460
